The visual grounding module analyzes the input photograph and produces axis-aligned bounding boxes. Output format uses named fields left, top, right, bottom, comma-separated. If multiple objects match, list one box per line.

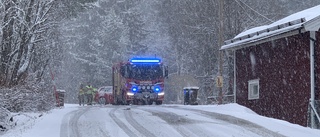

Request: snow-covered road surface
left=60, top=105, right=284, bottom=137
left=2, top=104, right=320, bottom=137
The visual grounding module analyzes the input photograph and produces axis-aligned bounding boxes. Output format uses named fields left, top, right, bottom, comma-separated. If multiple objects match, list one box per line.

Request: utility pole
left=218, top=0, right=224, bottom=104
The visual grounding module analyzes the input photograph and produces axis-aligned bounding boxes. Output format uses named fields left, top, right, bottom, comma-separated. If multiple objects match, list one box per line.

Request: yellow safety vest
left=86, top=86, right=93, bottom=94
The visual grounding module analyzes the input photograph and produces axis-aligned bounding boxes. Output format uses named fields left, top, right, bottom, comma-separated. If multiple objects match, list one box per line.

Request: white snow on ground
left=178, top=104, right=320, bottom=137
left=1, top=105, right=78, bottom=137
left=1, top=103, right=320, bottom=137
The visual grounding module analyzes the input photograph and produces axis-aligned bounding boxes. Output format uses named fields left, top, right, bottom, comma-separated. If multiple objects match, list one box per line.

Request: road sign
left=216, top=76, right=223, bottom=87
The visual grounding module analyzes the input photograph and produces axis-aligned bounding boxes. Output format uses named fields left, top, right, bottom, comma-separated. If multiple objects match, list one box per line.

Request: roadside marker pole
left=50, top=67, right=60, bottom=107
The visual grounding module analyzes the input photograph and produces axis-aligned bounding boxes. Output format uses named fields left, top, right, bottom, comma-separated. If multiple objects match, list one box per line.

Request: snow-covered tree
left=0, top=0, right=66, bottom=111
left=57, top=0, right=145, bottom=102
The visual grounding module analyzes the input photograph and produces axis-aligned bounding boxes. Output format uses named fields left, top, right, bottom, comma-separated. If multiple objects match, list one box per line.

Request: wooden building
left=221, top=5, right=320, bottom=128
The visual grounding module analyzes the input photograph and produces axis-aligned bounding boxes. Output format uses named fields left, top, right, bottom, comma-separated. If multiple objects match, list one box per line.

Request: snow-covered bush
left=0, top=107, right=16, bottom=132
left=0, top=84, right=55, bottom=112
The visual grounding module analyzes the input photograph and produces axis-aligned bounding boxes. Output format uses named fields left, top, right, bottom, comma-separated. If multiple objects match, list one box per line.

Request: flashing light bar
left=130, top=58, right=161, bottom=63
left=154, top=87, right=161, bottom=92
left=132, top=86, right=138, bottom=92
left=153, top=85, right=161, bottom=93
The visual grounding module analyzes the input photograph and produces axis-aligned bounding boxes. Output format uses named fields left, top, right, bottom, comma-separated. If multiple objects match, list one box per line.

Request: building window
left=248, top=79, right=259, bottom=100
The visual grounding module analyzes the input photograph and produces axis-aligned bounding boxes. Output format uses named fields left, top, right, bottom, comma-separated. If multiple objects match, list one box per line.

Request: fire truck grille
left=137, top=89, right=154, bottom=93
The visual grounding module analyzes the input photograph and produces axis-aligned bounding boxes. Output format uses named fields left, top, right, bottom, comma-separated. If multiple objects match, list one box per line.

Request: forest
left=0, top=0, right=319, bottom=112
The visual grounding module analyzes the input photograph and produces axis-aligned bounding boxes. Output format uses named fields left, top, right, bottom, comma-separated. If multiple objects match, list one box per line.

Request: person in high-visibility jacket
left=85, top=85, right=94, bottom=105
left=78, top=84, right=85, bottom=106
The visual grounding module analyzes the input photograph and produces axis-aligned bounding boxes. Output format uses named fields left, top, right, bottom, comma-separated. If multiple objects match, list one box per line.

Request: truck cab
left=112, top=58, right=168, bottom=105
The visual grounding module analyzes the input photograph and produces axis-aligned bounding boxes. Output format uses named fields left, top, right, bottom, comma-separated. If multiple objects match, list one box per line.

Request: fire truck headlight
left=158, top=92, right=164, bottom=96
left=127, top=92, right=134, bottom=96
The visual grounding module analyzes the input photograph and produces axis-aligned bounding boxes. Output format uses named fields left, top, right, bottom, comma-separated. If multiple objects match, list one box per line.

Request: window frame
left=248, top=79, right=259, bottom=100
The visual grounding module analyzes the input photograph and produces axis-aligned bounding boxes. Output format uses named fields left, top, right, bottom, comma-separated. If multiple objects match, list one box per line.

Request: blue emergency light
left=131, top=86, right=138, bottom=93
left=153, top=85, right=161, bottom=93
left=130, top=58, right=161, bottom=64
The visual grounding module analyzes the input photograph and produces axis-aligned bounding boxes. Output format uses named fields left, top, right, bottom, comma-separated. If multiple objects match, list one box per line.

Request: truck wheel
left=156, top=101, right=162, bottom=105
left=148, top=101, right=153, bottom=105
left=137, top=100, right=144, bottom=105
left=184, top=101, right=188, bottom=105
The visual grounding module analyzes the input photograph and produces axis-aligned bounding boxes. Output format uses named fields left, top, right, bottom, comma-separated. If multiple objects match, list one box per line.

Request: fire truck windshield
left=122, top=64, right=163, bottom=80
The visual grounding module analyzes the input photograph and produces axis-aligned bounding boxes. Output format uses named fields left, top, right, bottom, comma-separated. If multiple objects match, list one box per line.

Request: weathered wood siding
left=235, top=32, right=311, bottom=126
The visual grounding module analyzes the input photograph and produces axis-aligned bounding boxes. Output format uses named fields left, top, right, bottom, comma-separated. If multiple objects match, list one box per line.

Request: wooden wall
left=235, top=32, right=312, bottom=126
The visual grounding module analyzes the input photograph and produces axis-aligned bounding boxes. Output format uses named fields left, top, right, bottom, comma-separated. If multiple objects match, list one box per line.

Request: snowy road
left=3, top=104, right=320, bottom=137
left=59, top=105, right=284, bottom=137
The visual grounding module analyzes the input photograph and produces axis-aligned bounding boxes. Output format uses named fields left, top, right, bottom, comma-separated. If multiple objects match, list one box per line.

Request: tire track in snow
left=61, top=106, right=110, bottom=137
left=109, top=107, right=138, bottom=137
left=166, top=106, right=286, bottom=137
left=123, top=107, right=157, bottom=137
left=88, top=106, right=111, bottom=137
left=60, top=107, right=89, bottom=137
left=139, top=107, right=214, bottom=137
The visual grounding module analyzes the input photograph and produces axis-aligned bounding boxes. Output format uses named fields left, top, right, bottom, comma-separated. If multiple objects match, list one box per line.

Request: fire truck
left=112, top=57, right=168, bottom=105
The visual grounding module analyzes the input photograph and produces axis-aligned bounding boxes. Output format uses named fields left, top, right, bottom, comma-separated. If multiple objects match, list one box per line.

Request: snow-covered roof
left=183, top=86, right=200, bottom=90
left=56, top=89, right=66, bottom=92
left=221, top=5, right=320, bottom=50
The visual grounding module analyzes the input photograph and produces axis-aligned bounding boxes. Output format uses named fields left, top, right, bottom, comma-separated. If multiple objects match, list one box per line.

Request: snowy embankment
left=1, top=105, right=78, bottom=137
left=179, top=104, right=320, bottom=137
